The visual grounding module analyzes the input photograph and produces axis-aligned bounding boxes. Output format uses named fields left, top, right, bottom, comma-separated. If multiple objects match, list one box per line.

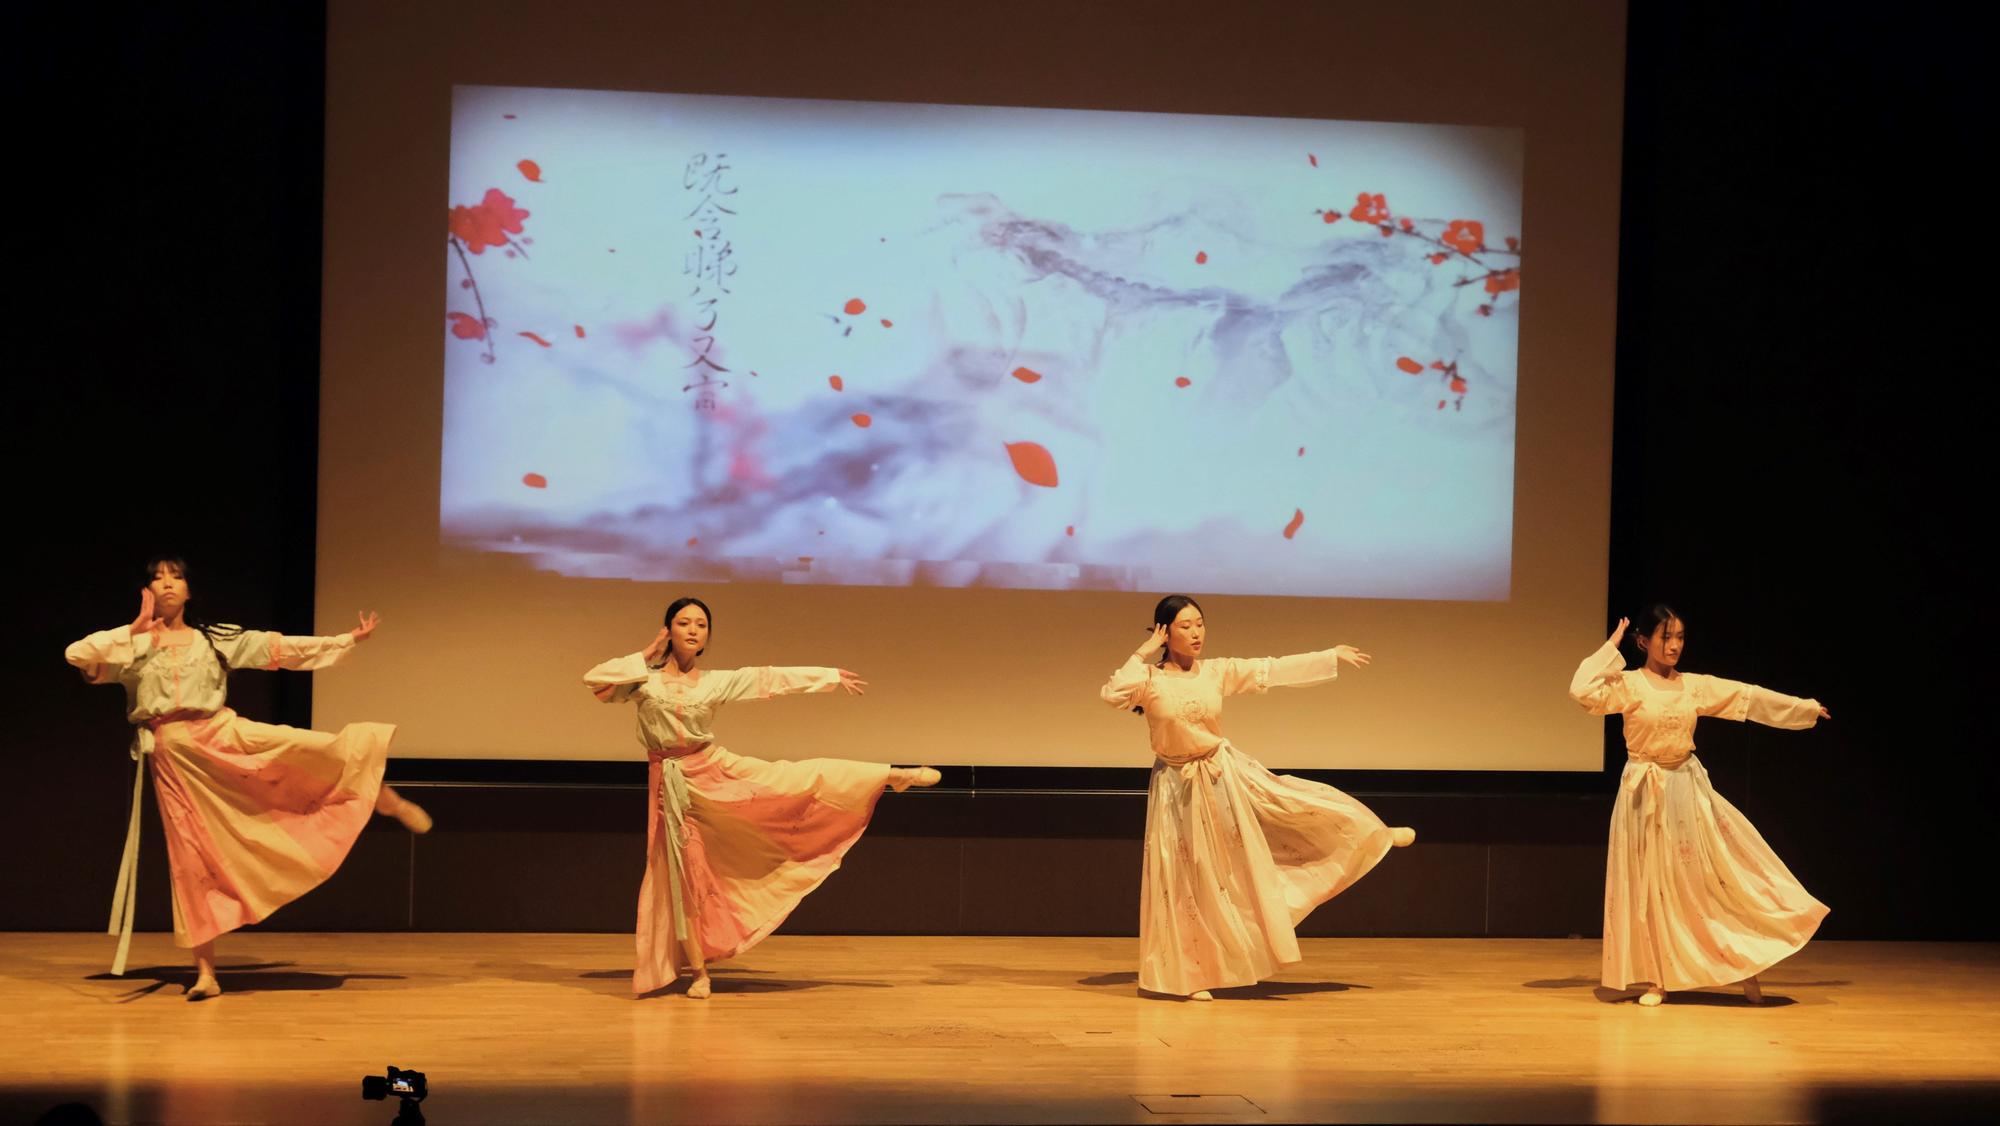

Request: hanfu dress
left=1100, top=651, right=1396, bottom=997
left=1569, top=639, right=1828, bottom=992
left=583, top=654, right=893, bottom=995
left=65, top=624, right=392, bottom=974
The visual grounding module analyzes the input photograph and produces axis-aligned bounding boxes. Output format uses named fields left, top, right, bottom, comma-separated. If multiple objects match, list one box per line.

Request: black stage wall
left=11, top=2, right=1988, bottom=942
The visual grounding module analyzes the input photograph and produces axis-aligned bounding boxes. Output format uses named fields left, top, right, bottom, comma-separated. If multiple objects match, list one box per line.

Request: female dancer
left=584, top=596, right=940, bottom=999
left=1099, top=594, right=1415, bottom=1001
left=64, top=557, right=431, bottom=1000
left=1570, top=606, right=1829, bottom=1006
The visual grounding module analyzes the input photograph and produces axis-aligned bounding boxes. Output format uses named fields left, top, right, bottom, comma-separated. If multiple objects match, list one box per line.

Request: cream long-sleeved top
left=1099, top=650, right=1344, bottom=765
left=66, top=624, right=359, bottom=723
left=583, top=652, right=841, bottom=753
left=1568, top=638, right=1820, bottom=763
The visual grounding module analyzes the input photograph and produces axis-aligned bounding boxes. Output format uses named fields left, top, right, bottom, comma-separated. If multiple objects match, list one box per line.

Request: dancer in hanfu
left=1570, top=606, right=1830, bottom=1006
left=1099, top=594, right=1414, bottom=1001
left=64, top=557, right=431, bottom=1000
left=584, top=596, right=940, bottom=999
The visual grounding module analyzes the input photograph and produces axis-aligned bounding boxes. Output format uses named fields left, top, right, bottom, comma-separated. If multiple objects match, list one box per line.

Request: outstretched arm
left=1697, top=675, right=1827, bottom=729
left=213, top=612, right=380, bottom=671
left=712, top=666, right=850, bottom=703
left=1216, top=645, right=1370, bottom=696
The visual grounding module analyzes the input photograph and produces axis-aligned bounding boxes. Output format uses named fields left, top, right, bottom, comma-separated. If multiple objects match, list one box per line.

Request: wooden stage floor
left=2, top=934, right=1995, bottom=1125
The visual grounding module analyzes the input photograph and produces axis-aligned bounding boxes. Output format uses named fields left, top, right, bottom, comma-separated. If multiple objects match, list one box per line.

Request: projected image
left=441, top=85, right=1522, bottom=598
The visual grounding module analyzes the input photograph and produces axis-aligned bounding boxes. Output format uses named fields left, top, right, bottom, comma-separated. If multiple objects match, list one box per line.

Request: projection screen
left=317, top=0, right=1625, bottom=769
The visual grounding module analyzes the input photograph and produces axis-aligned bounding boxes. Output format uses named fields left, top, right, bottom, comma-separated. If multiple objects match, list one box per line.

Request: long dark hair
left=1131, top=594, right=1204, bottom=714
left=657, top=596, right=714, bottom=666
left=142, top=555, right=245, bottom=669
left=1628, top=603, right=1681, bottom=658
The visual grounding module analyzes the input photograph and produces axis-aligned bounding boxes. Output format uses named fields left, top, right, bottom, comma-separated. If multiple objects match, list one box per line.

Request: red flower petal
left=448, top=205, right=494, bottom=253
left=519, top=331, right=552, bottom=347
left=1308, top=153, right=1318, bottom=167
left=1011, top=366, right=1043, bottom=384
left=1195, top=251, right=1208, bottom=264
left=502, top=113, right=517, bottom=120
left=1004, top=441, right=1059, bottom=488
left=686, top=537, right=699, bottom=547
left=573, top=325, right=586, bottom=338
left=1283, top=509, right=1305, bottom=539
left=1399, top=217, right=1414, bottom=231
left=468, top=191, right=528, bottom=243
left=1442, top=220, right=1485, bottom=255
left=1396, top=357, right=1424, bottom=374
left=1450, top=376, right=1469, bottom=394
left=844, top=298, right=867, bottom=315
left=522, top=473, right=547, bottom=488
left=517, top=159, right=543, bottom=183
left=1506, top=236, right=1520, bottom=250
left=446, top=312, right=486, bottom=340
left=1437, top=400, right=1447, bottom=410
left=1174, top=376, right=1191, bottom=388
left=1351, top=193, right=1392, bottom=223
left=1322, top=211, right=1339, bottom=224
left=1429, top=253, right=1449, bottom=264
left=1298, top=447, right=1305, bottom=456
left=828, top=375, right=844, bottom=391
left=880, top=319, right=893, bottom=328
left=1066, top=525, right=1075, bottom=536
left=851, top=413, right=872, bottom=428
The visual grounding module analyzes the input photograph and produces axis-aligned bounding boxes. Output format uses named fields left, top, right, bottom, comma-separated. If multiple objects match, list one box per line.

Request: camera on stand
left=360, top=1065, right=428, bottom=1125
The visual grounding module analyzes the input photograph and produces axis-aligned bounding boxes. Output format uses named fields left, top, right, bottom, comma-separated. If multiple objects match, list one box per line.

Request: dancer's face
left=1640, top=617, right=1685, bottom=669
left=148, top=564, right=189, bottom=615
left=668, top=606, right=709, bottom=661
left=1165, top=604, right=1205, bottom=661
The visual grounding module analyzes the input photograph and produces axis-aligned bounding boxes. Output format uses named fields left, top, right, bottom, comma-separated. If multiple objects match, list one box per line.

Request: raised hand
left=642, top=626, right=672, bottom=664
left=1332, top=644, right=1372, bottom=668
left=1136, top=624, right=1169, bottom=660
left=1818, top=705, right=1831, bottom=720
left=129, top=588, right=156, bottom=634
left=1611, top=616, right=1630, bottom=646
left=838, top=669, right=869, bottom=696
left=351, top=611, right=382, bottom=642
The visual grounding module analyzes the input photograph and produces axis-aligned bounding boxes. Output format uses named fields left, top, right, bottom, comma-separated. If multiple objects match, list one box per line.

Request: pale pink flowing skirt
left=634, top=744, right=889, bottom=995
left=148, top=708, right=391, bottom=948
left=1139, top=743, right=1395, bottom=997
left=1603, top=754, right=1827, bottom=991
